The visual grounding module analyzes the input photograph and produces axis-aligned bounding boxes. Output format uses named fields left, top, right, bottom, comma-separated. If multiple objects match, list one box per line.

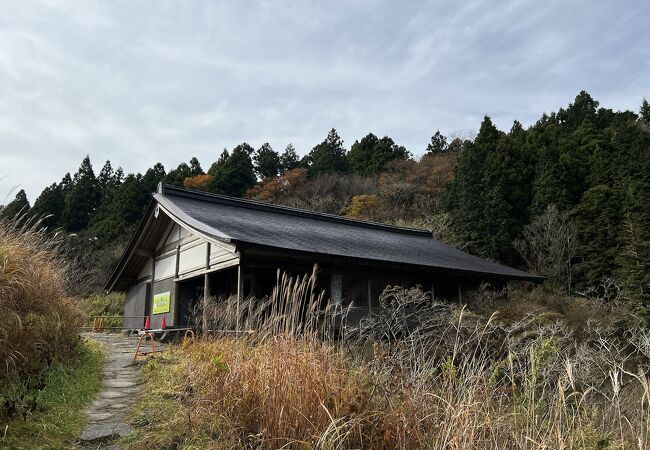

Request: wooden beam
left=135, top=249, right=154, bottom=258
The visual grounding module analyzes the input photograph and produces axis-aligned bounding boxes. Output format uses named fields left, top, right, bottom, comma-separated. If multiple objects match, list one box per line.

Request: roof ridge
left=157, top=183, right=432, bottom=237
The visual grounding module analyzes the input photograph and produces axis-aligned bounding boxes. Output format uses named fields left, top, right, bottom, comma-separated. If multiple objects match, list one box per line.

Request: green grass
left=0, top=339, right=104, bottom=450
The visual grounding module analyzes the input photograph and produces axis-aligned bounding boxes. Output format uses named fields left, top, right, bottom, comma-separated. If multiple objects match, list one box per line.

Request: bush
left=0, top=217, right=82, bottom=420
left=76, top=292, right=125, bottom=329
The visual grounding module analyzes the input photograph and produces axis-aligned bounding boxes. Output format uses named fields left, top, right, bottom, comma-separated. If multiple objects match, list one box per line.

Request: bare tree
left=514, top=204, right=578, bottom=291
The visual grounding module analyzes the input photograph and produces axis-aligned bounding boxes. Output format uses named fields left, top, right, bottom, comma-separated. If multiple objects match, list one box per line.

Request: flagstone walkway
left=77, top=332, right=163, bottom=450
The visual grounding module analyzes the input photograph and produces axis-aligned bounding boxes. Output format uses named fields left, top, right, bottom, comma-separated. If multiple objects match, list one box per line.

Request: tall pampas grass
left=128, top=281, right=650, bottom=449
left=0, top=212, right=82, bottom=419
left=200, top=265, right=350, bottom=342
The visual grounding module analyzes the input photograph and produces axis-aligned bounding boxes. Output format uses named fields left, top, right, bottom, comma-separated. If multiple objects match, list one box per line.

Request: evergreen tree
left=92, top=164, right=165, bottom=243
left=480, top=121, right=533, bottom=263
left=189, top=157, right=203, bottom=175
left=347, top=133, right=410, bottom=175
left=426, top=130, right=448, bottom=154
left=165, top=163, right=192, bottom=186
left=97, top=160, right=123, bottom=202
left=92, top=174, right=149, bottom=243
left=92, top=161, right=125, bottom=229
left=446, top=116, right=503, bottom=257
left=143, top=163, right=166, bottom=193
left=572, top=185, right=621, bottom=288
left=30, top=182, right=65, bottom=228
left=61, top=156, right=101, bottom=232
left=279, top=144, right=300, bottom=173
left=615, top=213, right=650, bottom=304
left=1, top=189, right=30, bottom=221
left=253, top=143, right=281, bottom=178
left=208, top=143, right=256, bottom=196
left=305, top=129, right=348, bottom=176
left=640, top=98, right=650, bottom=122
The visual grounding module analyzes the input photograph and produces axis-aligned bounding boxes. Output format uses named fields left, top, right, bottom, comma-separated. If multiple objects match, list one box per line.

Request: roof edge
left=157, top=183, right=433, bottom=237
left=104, top=198, right=156, bottom=291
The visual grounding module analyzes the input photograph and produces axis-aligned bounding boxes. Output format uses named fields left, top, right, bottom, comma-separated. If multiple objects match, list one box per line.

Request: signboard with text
left=152, top=291, right=171, bottom=314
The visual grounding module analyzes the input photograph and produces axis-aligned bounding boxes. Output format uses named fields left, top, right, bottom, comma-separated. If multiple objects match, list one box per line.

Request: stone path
left=78, top=332, right=163, bottom=450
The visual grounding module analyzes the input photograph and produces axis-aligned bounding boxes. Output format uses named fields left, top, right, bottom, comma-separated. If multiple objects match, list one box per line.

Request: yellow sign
left=153, top=292, right=171, bottom=314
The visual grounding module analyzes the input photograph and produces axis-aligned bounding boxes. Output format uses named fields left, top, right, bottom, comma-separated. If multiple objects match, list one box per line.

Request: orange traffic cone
left=144, top=315, right=151, bottom=330
left=161, top=316, right=167, bottom=330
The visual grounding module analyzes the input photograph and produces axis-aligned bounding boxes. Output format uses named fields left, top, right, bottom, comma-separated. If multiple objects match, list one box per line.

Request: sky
left=1, top=0, right=649, bottom=202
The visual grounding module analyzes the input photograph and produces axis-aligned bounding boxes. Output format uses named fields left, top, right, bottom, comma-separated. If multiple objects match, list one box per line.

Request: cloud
left=0, top=0, right=648, bottom=201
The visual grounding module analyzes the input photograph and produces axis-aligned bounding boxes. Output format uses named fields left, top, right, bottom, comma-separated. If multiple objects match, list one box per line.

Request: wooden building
left=106, top=184, right=543, bottom=330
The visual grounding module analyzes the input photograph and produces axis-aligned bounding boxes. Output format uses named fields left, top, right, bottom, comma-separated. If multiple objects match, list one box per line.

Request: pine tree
left=253, top=143, right=281, bottom=178
left=305, top=129, right=348, bottom=176
left=61, top=156, right=101, bottom=232
left=1, top=189, right=30, bottom=221
left=279, top=144, right=300, bottom=173
left=426, top=130, right=448, bottom=154
left=208, top=144, right=257, bottom=196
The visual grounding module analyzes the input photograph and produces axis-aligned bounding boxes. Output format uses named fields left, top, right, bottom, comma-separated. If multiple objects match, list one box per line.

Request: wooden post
left=150, top=255, right=156, bottom=318
left=458, top=285, right=463, bottom=305
left=431, top=282, right=435, bottom=304
left=203, top=243, right=211, bottom=335
left=237, top=264, right=244, bottom=331
left=203, top=273, right=210, bottom=335
left=367, top=276, right=372, bottom=314
left=174, top=245, right=180, bottom=277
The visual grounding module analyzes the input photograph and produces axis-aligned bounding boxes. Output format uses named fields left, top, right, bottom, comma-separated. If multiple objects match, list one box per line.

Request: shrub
left=76, top=292, right=125, bottom=329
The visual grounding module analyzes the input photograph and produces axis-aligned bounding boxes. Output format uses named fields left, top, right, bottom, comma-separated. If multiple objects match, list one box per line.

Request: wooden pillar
left=203, top=243, right=211, bottom=335
left=431, top=282, right=435, bottom=304
left=237, top=264, right=244, bottom=331
left=174, top=245, right=180, bottom=277
left=458, top=285, right=463, bottom=305
left=150, top=255, right=156, bottom=317
left=367, top=276, right=372, bottom=314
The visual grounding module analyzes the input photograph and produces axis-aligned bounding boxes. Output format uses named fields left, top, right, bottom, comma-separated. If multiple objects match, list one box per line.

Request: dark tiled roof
left=155, top=184, right=543, bottom=282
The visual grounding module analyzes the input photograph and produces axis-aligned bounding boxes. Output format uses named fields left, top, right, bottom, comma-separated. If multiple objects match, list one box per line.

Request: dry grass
left=0, top=215, right=82, bottom=420
left=125, top=274, right=650, bottom=449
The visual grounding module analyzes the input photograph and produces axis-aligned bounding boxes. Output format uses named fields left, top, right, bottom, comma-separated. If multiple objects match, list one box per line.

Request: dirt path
left=77, top=332, right=159, bottom=450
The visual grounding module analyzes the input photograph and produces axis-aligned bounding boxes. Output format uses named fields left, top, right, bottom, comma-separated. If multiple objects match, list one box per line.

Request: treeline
left=3, top=91, right=649, bottom=301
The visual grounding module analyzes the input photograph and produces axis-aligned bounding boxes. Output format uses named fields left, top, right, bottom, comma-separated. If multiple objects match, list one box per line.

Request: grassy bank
left=1, top=339, right=104, bottom=449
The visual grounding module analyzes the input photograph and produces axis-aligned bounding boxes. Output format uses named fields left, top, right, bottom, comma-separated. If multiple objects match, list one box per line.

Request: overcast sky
left=1, top=0, right=649, bottom=202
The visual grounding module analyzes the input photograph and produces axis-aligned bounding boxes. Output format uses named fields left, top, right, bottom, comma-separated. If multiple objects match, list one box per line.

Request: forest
left=3, top=90, right=649, bottom=303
